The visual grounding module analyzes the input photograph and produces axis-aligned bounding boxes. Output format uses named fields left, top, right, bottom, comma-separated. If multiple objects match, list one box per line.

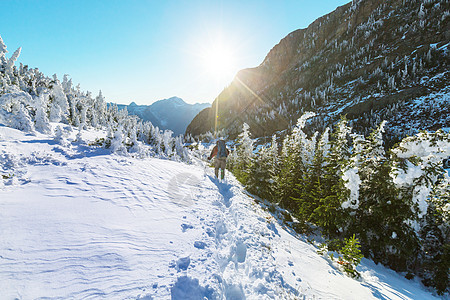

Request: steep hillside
left=117, top=97, right=210, bottom=136
left=186, top=0, right=449, bottom=140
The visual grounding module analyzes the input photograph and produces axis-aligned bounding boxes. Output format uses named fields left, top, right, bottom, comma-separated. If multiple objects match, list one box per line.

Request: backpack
left=217, top=140, right=228, bottom=158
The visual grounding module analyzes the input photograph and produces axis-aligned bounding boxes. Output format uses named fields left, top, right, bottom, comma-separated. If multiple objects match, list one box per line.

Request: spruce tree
left=419, top=177, right=449, bottom=295
left=5, top=47, right=21, bottom=74
left=293, top=128, right=328, bottom=226
left=276, top=112, right=315, bottom=210
left=0, top=35, right=8, bottom=67
left=312, top=120, right=351, bottom=237
left=246, top=146, right=271, bottom=199
left=229, top=123, right=254, bottom=185
left=352, top=121, right=418, bottom=270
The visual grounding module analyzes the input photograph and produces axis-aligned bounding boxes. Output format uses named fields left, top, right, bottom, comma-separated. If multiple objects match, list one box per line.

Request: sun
left=200, top=40, right=237, bottom=80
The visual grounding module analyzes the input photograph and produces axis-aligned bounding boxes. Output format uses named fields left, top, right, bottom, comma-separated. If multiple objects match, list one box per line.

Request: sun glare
left=201, top=40, right=237, bottom=80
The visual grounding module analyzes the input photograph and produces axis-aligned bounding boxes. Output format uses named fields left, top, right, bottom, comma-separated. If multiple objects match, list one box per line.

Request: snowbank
left=0, top=126, right=439, bottom=299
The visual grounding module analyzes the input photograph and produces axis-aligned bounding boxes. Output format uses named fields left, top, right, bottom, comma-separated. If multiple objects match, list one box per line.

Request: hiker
left=207, top=139, right=230, bottom=179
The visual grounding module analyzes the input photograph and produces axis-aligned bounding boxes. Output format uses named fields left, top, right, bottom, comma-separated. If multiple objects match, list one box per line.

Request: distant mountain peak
left=168, top=96, right=185, bottom=103
left=116, top=97, right=210, bottom=136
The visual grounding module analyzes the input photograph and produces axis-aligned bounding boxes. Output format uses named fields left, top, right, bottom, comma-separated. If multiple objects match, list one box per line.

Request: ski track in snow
left=0, top=126, right=440, bottom=299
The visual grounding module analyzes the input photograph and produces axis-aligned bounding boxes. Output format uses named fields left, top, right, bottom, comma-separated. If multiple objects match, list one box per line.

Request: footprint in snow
left=181, top=223, right=194, bottom=232
left=176, top=256, right=191, bottom=271
left=194, top=241, right=207, bottom=249
left=235, top=241, right=247, bottom=263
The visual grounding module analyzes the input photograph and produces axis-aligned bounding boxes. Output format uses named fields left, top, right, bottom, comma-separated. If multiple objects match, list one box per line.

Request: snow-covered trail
left=0, top=126, right=439, bottom=299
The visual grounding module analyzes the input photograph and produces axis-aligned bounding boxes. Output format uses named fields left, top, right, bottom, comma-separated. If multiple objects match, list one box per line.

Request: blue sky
left=0, top=0, right=349, bottom=105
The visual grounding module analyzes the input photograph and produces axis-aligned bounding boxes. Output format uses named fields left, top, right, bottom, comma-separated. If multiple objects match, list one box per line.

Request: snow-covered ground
left=0, top=125, right=440, bottom=299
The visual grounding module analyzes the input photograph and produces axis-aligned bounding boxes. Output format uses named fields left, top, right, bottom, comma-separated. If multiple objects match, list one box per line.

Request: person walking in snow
left=208, top=139, right=230, bottom=180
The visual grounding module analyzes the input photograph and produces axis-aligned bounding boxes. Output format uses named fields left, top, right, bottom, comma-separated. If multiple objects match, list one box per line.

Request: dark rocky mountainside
left=186, top=0, right=449, bottom=140
left=117, top=97, right=209, bottom=136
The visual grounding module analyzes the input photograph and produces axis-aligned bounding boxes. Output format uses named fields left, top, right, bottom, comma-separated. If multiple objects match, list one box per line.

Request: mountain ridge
left=116, top=97, right=210, bottom=135
left=186, top=0, right=449, bottom=140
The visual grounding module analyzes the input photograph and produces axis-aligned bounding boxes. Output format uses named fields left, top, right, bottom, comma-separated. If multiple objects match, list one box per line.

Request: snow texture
left=0, top=125, right=440, bottom=299
left=342, top=167, right=361, bottom=209
left=392, top=130, right=450, bottom=216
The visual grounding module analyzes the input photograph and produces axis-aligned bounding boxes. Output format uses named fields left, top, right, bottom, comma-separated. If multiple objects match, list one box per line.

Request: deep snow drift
left=0, top=125, right=440, bottom=299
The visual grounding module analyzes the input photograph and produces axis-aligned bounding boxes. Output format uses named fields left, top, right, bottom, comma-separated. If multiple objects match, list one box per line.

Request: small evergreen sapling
left=317, top=235, right=363, bottom=279
left=337, top=234, right=364, bottom=278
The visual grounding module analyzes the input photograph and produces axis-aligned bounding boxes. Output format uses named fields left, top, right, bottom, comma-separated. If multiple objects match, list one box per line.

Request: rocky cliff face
left=186, top=0, right=449, bottom=140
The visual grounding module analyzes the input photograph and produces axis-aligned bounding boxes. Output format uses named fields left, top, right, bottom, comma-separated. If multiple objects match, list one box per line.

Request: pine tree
left=267, top=134, right=279, bottom=199
left=276, top=112, right=315, bottom=210
left=34, top=94, right=52, bottom=134
left=5, top=47, right=21, bottom=74
left=419, top=177, right=450, bottom=295
left=49, top=81, right=69, bottom=123
left=247, top=145, right=272, bottom=199
left=163, top=130, right=174, bottom=158
left=229, top=123, right=254, bottom=185
left=311, top=119, right=351, bottom=237
left=352, top=121, right=418, bottom=270
left=0, top=35, right=8, bottom=67
left=293, top=128, right=328, bottom=226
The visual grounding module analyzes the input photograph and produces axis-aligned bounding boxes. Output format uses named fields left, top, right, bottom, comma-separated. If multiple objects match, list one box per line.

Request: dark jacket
left=208, top=144, right=230, bottom=160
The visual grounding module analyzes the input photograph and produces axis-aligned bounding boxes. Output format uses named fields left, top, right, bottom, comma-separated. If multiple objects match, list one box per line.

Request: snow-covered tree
left=162, top=130, right=174, bottom=158
left=12, top=103, right=34, bottom=132
left=0, top=92, right=35, bottom=132
left=110, top=127, right=127, bottom=154
left=308, top=119, right=351, bottom=236
left=5, top=47, right=21, bottom=74
left=351, top=122, right=418, bottom=269
left=54, top=125, right=68, bottom=146
left=0, top=35, right=7, bottom=67
left=228, top=122, right=254, bottom=184
left=276, top=112, right=315, bottom=210
left=34, top=93, right=52, bottom=134
left=49, top=80, right=69, bottom=122
left=391, top=130, right=450, bottom=218
left=247, top=136, right=278, bottom=200
left=174, top=135, right=189, bottom=162
left=293, top=128, right=328, bottom=227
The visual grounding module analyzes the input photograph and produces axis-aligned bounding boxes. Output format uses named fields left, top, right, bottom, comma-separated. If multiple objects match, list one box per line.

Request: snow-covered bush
left=0, top=34, right=190, bottom=163
left=391, top=129, right=450, bottom=217
left=0, top=92, right=35, bottom=132
left=110, top=127, right=127, bottom=154
left=54, top=125, right=68, bottom=146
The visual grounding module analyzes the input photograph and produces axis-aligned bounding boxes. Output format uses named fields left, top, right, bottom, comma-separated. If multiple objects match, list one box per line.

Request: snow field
left=0, top=125, right=440, bottom=299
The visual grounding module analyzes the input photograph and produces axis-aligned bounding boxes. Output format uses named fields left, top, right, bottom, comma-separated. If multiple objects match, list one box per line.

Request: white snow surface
left=0, top=125, right=439, bottom=299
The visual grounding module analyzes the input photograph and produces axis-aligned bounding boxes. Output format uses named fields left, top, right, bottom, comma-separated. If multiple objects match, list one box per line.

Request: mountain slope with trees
left=186, top=0, right=449, bottom=140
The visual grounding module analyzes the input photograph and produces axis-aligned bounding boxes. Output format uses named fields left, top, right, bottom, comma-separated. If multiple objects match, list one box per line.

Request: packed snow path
left=0, top=126, right=438, bottom=299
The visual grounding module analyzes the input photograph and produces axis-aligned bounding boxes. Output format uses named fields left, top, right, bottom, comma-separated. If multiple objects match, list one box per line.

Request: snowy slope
left=0, top=125, right=439, bottom=299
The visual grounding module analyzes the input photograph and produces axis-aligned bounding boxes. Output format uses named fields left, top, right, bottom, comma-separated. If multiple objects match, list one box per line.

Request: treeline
left=0, top=35, right=188, bottom=161
left=227, top=112, right=449, bottom=295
